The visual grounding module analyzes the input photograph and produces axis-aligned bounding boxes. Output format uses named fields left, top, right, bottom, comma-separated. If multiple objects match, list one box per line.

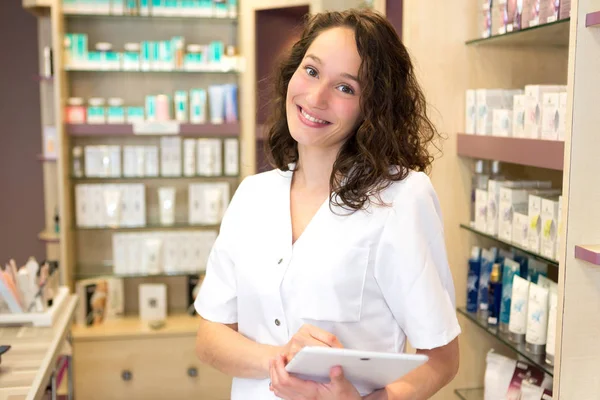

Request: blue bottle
left=467, top=258, right=481, bottom=313
left=487, top=263, right=503, bottom=326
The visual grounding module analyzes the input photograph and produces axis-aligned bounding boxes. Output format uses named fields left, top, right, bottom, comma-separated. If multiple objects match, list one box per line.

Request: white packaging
left=475, top=189, right=488, bottom=232
left=178, top=235, right=192, bottom=270
left=135, top=146, right=146, bottom=177
left=541, top=92, right=560, bottom=140
left=189, top=182, right=230, bottom=225
left=224, top=138, right=239, bottom=176
left=144, top=146, right=159, bottom=177
left=465, top=89, right=477, bottom=134
left=492, top=109, right=513, bottom=137
left=139, top=283, right=167, bottom=322
left=546, top=290, right=558, bottom=364
left=558, top=92, right=568, bottom=141
left=183, top=139, right=196, bottom=177
left=509, top=275, right=530, bottom=342
left=196, top=139, right=222, bottom=176
left=540, top=197, right=560, bottom=259
left=476, top=89, right=505, bottom=135
left=123, top=146, right=137, bottom=178
left=193, top=231, right=218, bottom=271
left=158, top=187, right=176, bottom=226
left=486, top=179, right=504, bottom=236
left=112, top=234, right=127, bottom=275
left=484, top=351, right=517, bottom=400
left=103, top=185, right=122, bottom=228
left=528, top=194, right=546, bottom=253
left=143, top=237, right=163, bottom=275
left=160, top=137, right=182, bottom=177
left=109, top=146, right=121, bottom=177
left=526, top=283, right=549, bottom=351
left=128, top=184, right=146, bottom=227
left=498, top=187, right=529, bottom=242
left=42, top=126, right=58, bottom=159
left=90, top=185, right=106, bottom=227
left=524, top=85, right=567, bottom=139
left=162, top=233, right=180, bottom=274
left=512, top=206, right=529, bottom=248
left=75, top=184, right=89, bottom=227
left=84, top=146, right=98, bottom=177
left=512, top=94, right=527, bottom=138
left=556, top=195, right=563, bottom=261
left=119, top=185, right=131, bottom=227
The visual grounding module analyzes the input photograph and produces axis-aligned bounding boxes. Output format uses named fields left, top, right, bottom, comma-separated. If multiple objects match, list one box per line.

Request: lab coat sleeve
left=194, top=178, right=248, bottom=324
left=374, top=173, right=461, bottom=350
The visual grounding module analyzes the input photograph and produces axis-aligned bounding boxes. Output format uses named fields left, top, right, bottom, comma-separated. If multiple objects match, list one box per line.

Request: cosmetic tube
left=526, top=283, right=549, bottom=355
left=208, top=85, right=225, bottom=124
left=545, top=290, right=558, bottom=365
left=509, top=275, right=530, bottom=344
left=500, top=258, right=520, bottom=333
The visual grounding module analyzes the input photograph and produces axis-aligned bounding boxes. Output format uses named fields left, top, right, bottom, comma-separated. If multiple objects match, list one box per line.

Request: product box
left=126, top=107, right=145, bottom=124
left=560, top=0, right=571, bottom=19
left=475, top=189, right=489, bottom=232
left=512, top=206, right=530, bottom=248
left=160, top=137, right=182, bottom=177
left=512, top=94, right=527, bottom=138
left=541, top=92, right=561, bottom=140
left=539, top=0, right=560, bottom=23
left=527, top=194, right=546, bottom=253
left=506, top=0, right=521, bottom=31
left=492, top=0, right=508, bottom=35
left=541, top=197, right=560, bottom=259
left=522, top=0, right=541, bottom=28
left=183, top=139, right=196, bottom=177
left=499, top=187, right=530, bottom=242
left=145, top=146, right=159, bottom=177
left=524, top=85, right=566, bottom=139
left=493, top=109, right=513, bottom=136
left=139, top=283, right=167, bottom=322
left=196, top=138, right=222, bottom=176
left=42, top=126, right=58, bottom=159
left=466, top=89, right=477, bottom=134
left=123, top=146, right=136, bottom=178
left=75, top=184, right=90, bottom=228
left=487, top=179, right=505, bottom=236
left=558, top=92, right=568, bottom=141
left=189, top=182, right=230, bottom=225
left=224, top=138, right=239, bottom=176
left=480, top=1, right=493, bottom=38
left=476, top=89, right=504, bottom=135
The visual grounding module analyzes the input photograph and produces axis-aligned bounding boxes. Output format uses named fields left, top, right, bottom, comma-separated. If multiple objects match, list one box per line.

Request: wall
left=0, top=2, right=46, bottom=263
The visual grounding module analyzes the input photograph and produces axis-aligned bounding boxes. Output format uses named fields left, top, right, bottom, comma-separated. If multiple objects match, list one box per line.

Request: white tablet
left=285, top=347, right=428, bottom=395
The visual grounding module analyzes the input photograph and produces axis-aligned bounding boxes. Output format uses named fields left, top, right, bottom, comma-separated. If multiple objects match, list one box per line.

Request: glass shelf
left=459, top=223, right=559, bottom=267
left=64, top=12, right=237, bottom=22
left=71, top=175, right=238, bottom=181
left=457, top=308, right=554, bottom=376
left=76, top=261, right=205, bottom=280
left=66, top=122, right=239, bottom=137
left=455, top=388, right=484, bottom=400
left=65, top=67, right=239, bottom=74
left=466, top=18, right=570, bottom=47
left=75, top=223, right=220, bottom=232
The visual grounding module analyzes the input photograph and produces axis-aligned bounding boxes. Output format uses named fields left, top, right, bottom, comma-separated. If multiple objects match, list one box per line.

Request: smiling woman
left=194, top=8, right=460, bottom=400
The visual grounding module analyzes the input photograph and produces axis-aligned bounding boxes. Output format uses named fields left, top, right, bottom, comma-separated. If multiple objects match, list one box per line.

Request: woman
left=195, top=8, right=460, bottom=400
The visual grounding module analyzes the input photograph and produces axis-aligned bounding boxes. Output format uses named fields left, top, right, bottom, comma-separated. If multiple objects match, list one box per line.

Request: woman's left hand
left=269, top=354, right=362, bottom=400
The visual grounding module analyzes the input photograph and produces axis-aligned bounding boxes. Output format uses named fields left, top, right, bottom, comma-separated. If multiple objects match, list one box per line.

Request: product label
left=133, top=121, right=180, bottom=135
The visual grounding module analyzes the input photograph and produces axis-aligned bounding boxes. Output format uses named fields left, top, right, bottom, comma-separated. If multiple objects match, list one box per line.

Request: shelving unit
left=66, top=122, right=239, bottom=136
left=75, top=261, right=205, bottom=280
left=75, top=222, right=220, bottom=231
left=65, top=66, right=240, bottom=73
left=454, top=388, right=484, bottom=400
left=465, top=18, right=570, bottom=47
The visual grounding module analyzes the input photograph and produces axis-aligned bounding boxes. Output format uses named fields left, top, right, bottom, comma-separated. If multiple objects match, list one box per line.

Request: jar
left=66, top=97, right=86, bottom=124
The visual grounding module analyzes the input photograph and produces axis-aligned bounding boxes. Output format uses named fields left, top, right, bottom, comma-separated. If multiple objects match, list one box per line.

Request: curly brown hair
left=264, top=8, right=441, bottom=211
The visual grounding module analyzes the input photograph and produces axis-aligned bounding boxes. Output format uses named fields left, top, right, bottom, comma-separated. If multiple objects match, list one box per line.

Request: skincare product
left=476, top=89, right=504, bottom=135
left=72, top=146, right=84, bottom=178
left=174, top=90, right=188, bottom=122
left=467, top=247, right=482, bottom=313
left=145, top=95, right=157, bottom=122
left=478, top=248, right=496, bottom=322
left=107, top=98, right=125, bottom=124
left=123, top=42, right=141, bottom=71
left=546, top=289, right=558, bottom=365
left=486, top=178, right=505, bottom=236
left=143, top=238, right=163, bottom=275
left=160, top=137, right=182, bottom=177
left=559, top=0, right=571, bottom=19
left=103, top=186, right=123, bottom=228
left=475, top=189, right=488, bottom=232
left=487, top=263, right=503, bottom=326
left=527, top=258, right=548, bottom=284
left=528, top=194, right=546, bottom=253
left=500, top=258, right=520, bottom=332
left=558, top=92, right=568, bottom=141
left=524, top=85, right=567, bottom=139
left=224, top=138, right=239, bottom=176
left=224, top=84, right=238, bottom=123
left=208, top=85, right=225, bottom=124
left=540, top=197, right=560, bottom=259
left=126, top=107, right=145, bottom=124
left=509, top=275, right=530, bottom=343
left=526, top=283, right=549, bottom=355
left=87, top=97, right=106, bottom=124
left=522, top=0, right=541, bottom=28
left=512, top=206, right=529, bottom=248
left=498, top=186, right=529, bottom=242
left=189, top=182, right=230, bottom=225
left=492, top=0, right=508, bottom=35
left=66, top=97, right=86, bottom=124
left=183, top=139, right=196, bottom=176
left=139, top=283, right=167, bottom=322
left=541, top=92, right=561, bottom=140
left=465, top=89, right=477, bottom=134
left=512, top=94, right=526, bottom=138
left=471, top=160, right=489, bottom=223
left=492, top=109, right=512, bottom=136
left=156, top=94, right=171, bottom=121
left=506, top=0, right=520, bottom=32
left=190, top=89, right=207, bottom=124
left=539, top=0, right=560, bottom=23
left=479, top=1, right=493, bottom=38
left=139, top=0, right=150, bottom=15
left=158, top=187, right=176, bottom=226
left=197, top=138, right=222, bottom=176
left=145, top=146, right=159, bottom=177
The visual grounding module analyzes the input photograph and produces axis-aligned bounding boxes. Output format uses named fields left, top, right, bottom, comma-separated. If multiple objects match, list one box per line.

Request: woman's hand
left=282, top=324, right=343, bottom=362
left=269, top=354, right=362, bottom=400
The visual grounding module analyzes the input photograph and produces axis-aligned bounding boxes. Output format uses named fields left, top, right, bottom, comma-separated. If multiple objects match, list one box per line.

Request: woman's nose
left=305, top=83, right=328, bottom=109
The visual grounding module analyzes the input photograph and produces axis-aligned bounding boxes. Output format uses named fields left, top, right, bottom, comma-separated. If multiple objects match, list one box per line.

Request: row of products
left=63, top=0, right=238, bottom=18
left=465, top=85, right=567, bottom=141
left=479, top=0, right=571, bottom=39
left=467, top=246, right=558, bottom=364
left=73, top=138, right=238, bottom=178
left=112, top=230, right=217, bottom=275
left=0, top=258, right=60, bottom=314
left=65, top=34, right=239, bottom=72
left=66, top=86, right=238, bottom=125
left=75, top=182, right=231, bottom=228
left=472, top=161, right=563, bottom=260
left=484, top=351, right=552, bottom=400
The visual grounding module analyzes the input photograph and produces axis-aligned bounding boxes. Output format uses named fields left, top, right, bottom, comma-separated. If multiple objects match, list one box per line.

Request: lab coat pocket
left=297, top=245, right=370, bottom=323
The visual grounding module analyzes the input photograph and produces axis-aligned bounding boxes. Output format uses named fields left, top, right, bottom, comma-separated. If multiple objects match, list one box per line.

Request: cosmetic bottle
left=471, top=160, right=489, bottom=223
left=487, top=262, right=503, bottom=326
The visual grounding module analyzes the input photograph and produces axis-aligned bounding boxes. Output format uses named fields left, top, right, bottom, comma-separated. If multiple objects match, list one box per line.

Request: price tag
left=133, top=121, right=180, bottom=135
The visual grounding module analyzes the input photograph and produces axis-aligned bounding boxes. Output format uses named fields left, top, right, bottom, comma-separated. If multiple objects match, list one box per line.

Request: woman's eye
left=305, top=66, right=318, bottom=77
left=338, top=85, right=355, bottom=95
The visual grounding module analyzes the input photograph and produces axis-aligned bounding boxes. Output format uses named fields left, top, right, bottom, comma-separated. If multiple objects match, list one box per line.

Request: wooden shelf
left=76, top=261, right=205, bottom=280
left=71, top=313, right=200, bottom=341
left=63, top=12, right=237, bottom=21
left=71, top=175, right=237, bottom=182
left=37, top=154, right=57, bottom=162
left=67, top=123, right=240, bottom=137
left=585, top=11, right=600, bottom=27
left=466, top=18, right=570, bottom=47
left=455, top=388, right=483, bottom=400
left=456, top=134, right=564, bottom=170
left=22, top=0, right=52, bottom=16
left=65, top=67, right=239, bottom=74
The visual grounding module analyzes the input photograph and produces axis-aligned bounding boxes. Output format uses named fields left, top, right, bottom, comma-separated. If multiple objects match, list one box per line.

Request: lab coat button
left=277, top=258, right=283, bottom=265
left=274, top=319, right=281, bottom=326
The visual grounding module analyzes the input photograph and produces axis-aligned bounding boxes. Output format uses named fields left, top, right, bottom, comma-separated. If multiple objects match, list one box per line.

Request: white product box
left=123, top=146, right=136, bottom=177
left=492, top=109, right=513, bottom=136
left=527, top=194, right=546, bottom=253
left=42, top=126, right=58, bottom=159
left=144, top=146, right=159, bottom=177
left=90, top=185, right=106, bottom=227
left=524, top=85, right=567, bottom=139
left=498, top=187, right=530, bottom=242
left=476, top=89, right=505, bottom=135
left=112, top=234, right=127, bottom=275
left=75, top=184, right=89, bottom=227
left=541, top=92, right=560, bottom=140
left=556, top=195, right=563, bottom=260
left=109, top=146, right=121, bottom=177
left=224, top=138, right=239, bottom=176
left=512, top=205, right=529, bottom=248
left=183, top=139, right=196, bottom=177
left=189, top=182, right=230, bottom=225
left=84, top=146, right=98, bottom=177
left=139, top=283, right=167, bottom=322
left=558, top=92, right=568, bottom=141
left=197, top=139, right=223, bottom=176
left=466, top=89, right=477, bottom=134
left=475, top=189, right=488, bottom=232
left=512, top=94, right=527, bottom=138
left=124, top=184, right=146, bottom=227
left=126, top=234, right=143, bottom=275
left=194, top=231, right=218, bottom=271
left=486, top=179, right=505, bottom=236
left=162, top=233, right=180, bottom=274
left=178, top=235, right=192, bottom=270
left=135, top=146, right=146, bottom=177
left=541, top=197, right=560, bottom=259
left=161, top=137, right=182, bottom=177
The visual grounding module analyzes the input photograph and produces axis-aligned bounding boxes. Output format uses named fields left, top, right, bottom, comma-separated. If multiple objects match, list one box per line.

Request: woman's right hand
left=282, top=324, right=343, bottom=362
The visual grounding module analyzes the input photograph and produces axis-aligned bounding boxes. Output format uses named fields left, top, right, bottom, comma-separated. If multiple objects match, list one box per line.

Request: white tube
left=208, top=85, right=225, bottom=124
left=144, top=238, right=163, bottom=275
left=526, top=283, right=549, bottom=354
left=158, top=187, right=176, bottom=226
left=546, top=290, right=558, bottom=364
left=103, top=187, right=122, bottom=228
left=508, top=275, right=530, bottom=343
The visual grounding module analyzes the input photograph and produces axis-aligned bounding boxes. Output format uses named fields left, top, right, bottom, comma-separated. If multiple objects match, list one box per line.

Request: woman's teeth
left=301, top=108, right=329, bottom=124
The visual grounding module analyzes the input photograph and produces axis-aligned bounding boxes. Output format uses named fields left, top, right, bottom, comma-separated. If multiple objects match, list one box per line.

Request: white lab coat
left=195, top=167, right=461, bottom=399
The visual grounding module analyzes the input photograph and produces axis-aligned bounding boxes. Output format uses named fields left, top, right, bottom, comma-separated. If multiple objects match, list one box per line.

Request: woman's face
left=286, top=27, right=362, bottom=150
